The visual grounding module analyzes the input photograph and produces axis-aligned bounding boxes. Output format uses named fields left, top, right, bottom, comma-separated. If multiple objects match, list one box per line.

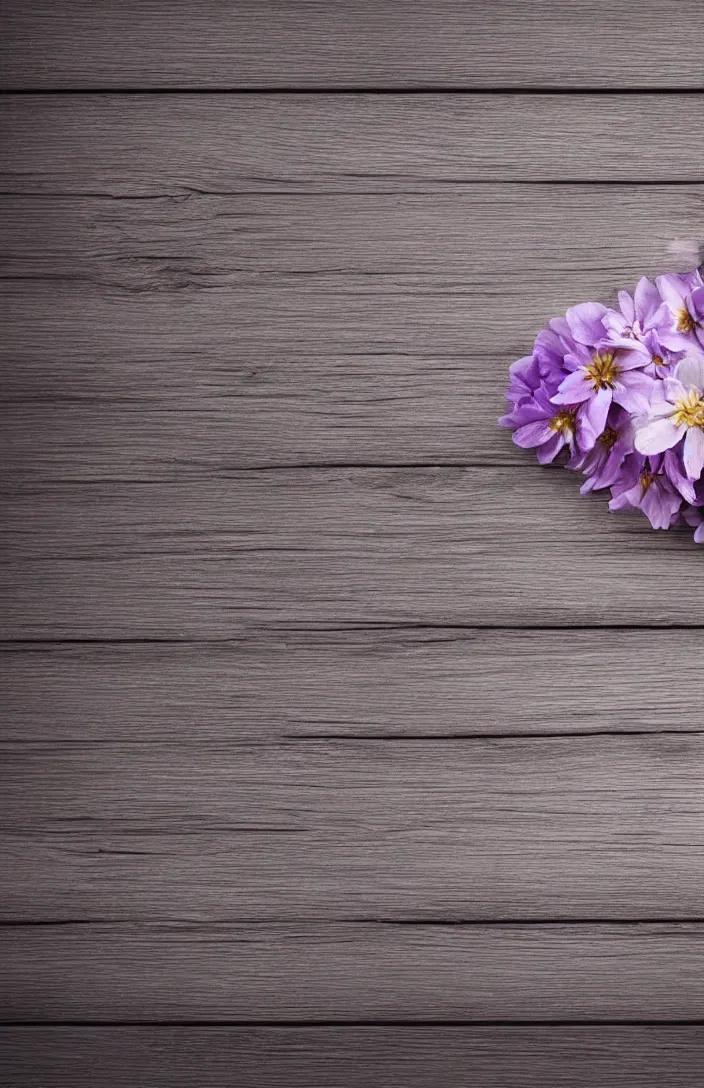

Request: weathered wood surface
left=3, top=735, right=704, bottom=922
left=4, top=922, right=704, bottom=1020
left=3, top=24, right=704, bottom=1079
left=3, top=183, right=704, bottom=476
left=3, top=96, right=703, bottom=193
left=2, top=470, right=703, bottom=638
left=3, top=1026, right=704, bottom=1087
left=2, top=2, right=703, bottom=89
left=3, top=630, right=702, bottom=742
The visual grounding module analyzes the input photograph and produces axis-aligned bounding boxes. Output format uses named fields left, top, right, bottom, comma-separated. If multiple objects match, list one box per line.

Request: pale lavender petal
left=603, top=312, right=629, bottom=338
left=634, top=276, right=662, bottom=322
left=617, top=349, right=652, bottom=370
left=689, top=286, right=704, bottom=322
left=536, top=433, right=564, bottom=463
left=664, top=449, right=697, bottom=504
left=675, top=354, right=704, bottom=393
left=581, top=386, right=611, bottom=440
left=563, top=345, right=592, bottom=371
left=548, top=315, right=572, bottom=341
left=617, top=290, right=635, bottom=324
left=663, top=377, right=688, bottom=402
left=551, top=370, right=592, bottom=404
left=606, top=335, right=650, bottom=356
left=514, top=419, right=554, bottom=448
left=647, top=302, right=674, bottom=332
left=657, top=273, right=689, bottom=309
left=566, top=302, right=607, bottom=346
left=609, top=482, right=642, bottom=512
left=658, top=324, right=696, bottom=353
left=684, top=427, right=704, bottom=480
left=612, top=372, right=653, bottom=415
left=641, top=482, right=681, bottom=530
left=646, top=399, right=675, bottom=421
left=635, top=416, right=685, bottom=455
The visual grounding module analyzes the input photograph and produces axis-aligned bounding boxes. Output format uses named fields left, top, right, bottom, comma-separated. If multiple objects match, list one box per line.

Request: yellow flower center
left=549, top=408, right=577, bottom=435
left=585, top=351, right=619, bottom=390
left=599, top=426, right=619, bottom=451
left=671, top=389, right=704, bottom=429
left=639, top=471, right=655, bottom=493
left=676, top=308, right=697, bottom=334
left=652, top=355, right=666, bottom=368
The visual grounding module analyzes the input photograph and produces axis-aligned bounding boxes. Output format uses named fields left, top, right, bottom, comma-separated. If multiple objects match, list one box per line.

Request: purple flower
left=531, top=321, right=593, bottom=395
left=683, top=504, right=704, bottom=544
left=499, top=266, right=704, bottom=543
left=503, top=353, right=542, bottom=406
left=569, top=405, right=633, bottom=494
left=634, top=354, right=704, bottom=479
left=608, top=451, right=686, bottom=530
left=600, top=277, right=685, bottom=377
left=603, top=276, right=672, bottom=346
left=656, top=270, right=704, bottom=352
left=683, top=478, right=704, bottom=543
left=549, top=301, right=655, bottom=448
left=635, top=331, right=685, bottom=379
left=500, top=381, right=586, bottom=464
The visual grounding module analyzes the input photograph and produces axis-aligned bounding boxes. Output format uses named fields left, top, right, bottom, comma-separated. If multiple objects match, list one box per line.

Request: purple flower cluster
left=499, top=267, right=704, bottom=542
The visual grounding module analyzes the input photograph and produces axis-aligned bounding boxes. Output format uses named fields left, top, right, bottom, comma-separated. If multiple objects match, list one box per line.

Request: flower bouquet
left=500, top=266, right=704, bottom=542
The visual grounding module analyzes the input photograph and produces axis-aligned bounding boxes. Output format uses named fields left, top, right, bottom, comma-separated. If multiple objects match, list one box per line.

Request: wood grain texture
left=2, top=470, right=704, bottom=636
left=3, top=735, right=704, bottom=921
left=3, top=64, right=704, bottom=1059
left=4, top=922, right=704, bottom=1020
left=1, top=1, right=703, bottom=89
left=3, top=183, right=704, bottom=476
left=3, top=629, right=702, bottom=742
left=3, top=1026, right=704, bottom=1087
left=3, top=96, right=704, bottom=193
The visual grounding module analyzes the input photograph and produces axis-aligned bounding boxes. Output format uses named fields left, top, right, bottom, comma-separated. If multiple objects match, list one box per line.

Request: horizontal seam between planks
left=2, top=1019, right=704, bottom=1027
left=1, top=183, right=703, bottom=197
left=4, top=625, right=704, bottom=646
left=4, top=919, right=704, bottom=928
left=284, top=730, right=704, bottom=741
left=1, top=87, right=704, bottom=96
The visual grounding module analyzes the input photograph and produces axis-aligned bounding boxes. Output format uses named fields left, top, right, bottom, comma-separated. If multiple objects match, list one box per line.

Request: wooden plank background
left=1, top=1, right=703, bottom=88
left=3, top=1026, right=704, bottom=1088
left=2, top=2, right=704, bottom=1085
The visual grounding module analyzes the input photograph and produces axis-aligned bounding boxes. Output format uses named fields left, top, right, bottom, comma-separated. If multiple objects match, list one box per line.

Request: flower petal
left=657, top=272, right=688, bottom=310
left=551, top=370, right=592, bottom=404
left=617, top=349, right=652, bottom=370
left=536, top=433, right=564, bottom=463
left=634, top=416, right=685, bottom=456
left=675, top=354, right=704, bottom=394
left=581, top=386, right=611, bottom=441
left=617, top=291, right=635, bottom=325
left=634, top=276, right=662, bottom=322
left=684, top=427, right=704, bottom=480
left=663, top=449, right=697, bottom=503
left=641, top=481, right=681, bottom=530
left=565, top=302, right=607, bottom=346
left=513, top=420, right=554, bottom=449
left=612, top=380, right=651, bottom=416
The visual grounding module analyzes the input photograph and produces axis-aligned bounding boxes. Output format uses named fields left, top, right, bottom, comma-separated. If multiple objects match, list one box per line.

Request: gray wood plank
left=3, top=630, right=702, bottom=742
left=2, top=1026, right=704, bottom=1087
left=2, top=470, right=703, bottom=636
left=2, top=96, right=703, bottom=192
left=3, top=184, right=703, bottom=476
left=3, top=735, right=704, bottom=921
left=3, top=921, right=704, bottom=1020
left=1, top=2, right=703, bottom=89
